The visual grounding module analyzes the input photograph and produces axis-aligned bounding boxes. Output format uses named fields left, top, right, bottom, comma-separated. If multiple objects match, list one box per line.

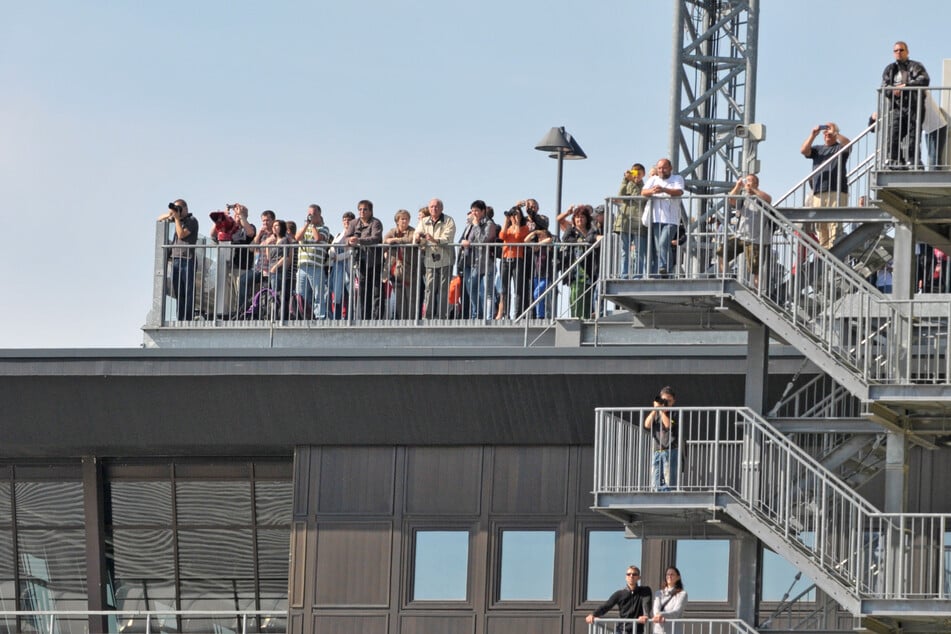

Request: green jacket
left=614, top=179, right=644, bottom=234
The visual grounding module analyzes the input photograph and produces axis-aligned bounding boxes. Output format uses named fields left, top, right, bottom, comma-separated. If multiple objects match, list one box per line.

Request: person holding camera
left=717, top=174, right=772, bottom=289
left=615, top=164, right=647, bottom=278
left=643, top=386, right=678, bottom=491
left=295, top=204, right=333, bottom=320
left=800, top=122, right=850, bottom=249
left=416, top=198, right=456, bottom=319
left=158, top=199, right=199, bottom=321
left=495, top=203, right=530, bottom=320
left=458, top=200, right=498, bottom=319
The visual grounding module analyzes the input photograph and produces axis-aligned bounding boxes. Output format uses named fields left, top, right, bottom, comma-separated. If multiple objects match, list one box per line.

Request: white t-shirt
left=643, top=174, right=685, bottom=225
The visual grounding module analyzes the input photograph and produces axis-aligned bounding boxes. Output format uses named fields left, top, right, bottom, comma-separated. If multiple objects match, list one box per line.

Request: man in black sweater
left=586, top=565, right=653, bottom=634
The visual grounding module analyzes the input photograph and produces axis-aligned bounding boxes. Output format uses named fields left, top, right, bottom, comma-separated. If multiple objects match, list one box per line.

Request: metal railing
left=588, top=618, right=759, bottom=634
left=600, top=191, right=951, bottom=386
left=875, top=86, right=951, bottom=172
left=593, top=407, right=951, bottom=601
left=773, top=122, right=877, bottom=210
left=153, top=225, right=602, bottom=329
left=767, top=374, right=863, bottom=420
left=0, top=609, right=285, bottom=634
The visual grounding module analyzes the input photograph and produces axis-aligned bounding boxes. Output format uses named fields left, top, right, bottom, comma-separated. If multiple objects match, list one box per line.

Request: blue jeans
left=464, top=267, right=486, bottom=319
left=329, top=261, right=350, bottom=319
left=618, top=231, right=633, bottom=278
left=652, top=223, right=677, bottom=275
left=532, top=277, right=550, bottom=318
left=297, top=261, right=329, bottom=319
left=171, top=257, right=196, bottom=321
left=634, top=230, right=650, bottom=278
left=652, top=448, right=679, bottom=491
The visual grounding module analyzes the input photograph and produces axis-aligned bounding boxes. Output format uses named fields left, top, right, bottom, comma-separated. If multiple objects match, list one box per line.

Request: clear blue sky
left=2, top=1, right=948, bottom=348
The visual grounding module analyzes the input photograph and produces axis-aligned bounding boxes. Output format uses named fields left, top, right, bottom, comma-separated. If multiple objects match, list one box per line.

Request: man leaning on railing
left=881, top=40, right=929, bottom=169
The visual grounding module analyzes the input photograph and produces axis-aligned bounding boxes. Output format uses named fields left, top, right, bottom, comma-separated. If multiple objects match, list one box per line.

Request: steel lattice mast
left=668, top=0, right=759, bottom=195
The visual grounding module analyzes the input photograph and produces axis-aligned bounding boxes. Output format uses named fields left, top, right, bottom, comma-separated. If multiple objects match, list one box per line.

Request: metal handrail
left=773, top=122, right=877, bottom=209
left=592, top=407, right=951, bottom=600
left=0, top=609, right=285, bottom=634
left=588, top=618, right=759, bottom=634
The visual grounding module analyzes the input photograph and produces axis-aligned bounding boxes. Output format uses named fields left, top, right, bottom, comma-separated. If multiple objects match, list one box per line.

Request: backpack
left=246, top=287, right=278, bottom=320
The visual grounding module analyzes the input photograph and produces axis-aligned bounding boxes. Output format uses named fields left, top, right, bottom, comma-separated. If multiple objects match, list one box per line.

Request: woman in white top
left=651, top=566, right=687, bottom=634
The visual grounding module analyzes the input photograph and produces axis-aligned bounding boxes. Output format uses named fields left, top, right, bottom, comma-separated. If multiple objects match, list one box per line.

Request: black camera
left=306, top=214, right=314, bottom=223
left=226, top=203, right=236, bottom=210
left=654, top=394, right=668, bottom=406
left=168, top=202, right=182, bottom=214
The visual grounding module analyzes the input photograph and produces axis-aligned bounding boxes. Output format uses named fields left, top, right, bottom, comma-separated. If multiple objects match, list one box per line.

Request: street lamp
left=535, top=126, right=587, bottom=218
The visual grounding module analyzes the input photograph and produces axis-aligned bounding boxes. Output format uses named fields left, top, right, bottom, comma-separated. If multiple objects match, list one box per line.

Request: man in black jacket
left=882, top=41, right=930, bottom=168
left=586, top=566, right=653, bottom=634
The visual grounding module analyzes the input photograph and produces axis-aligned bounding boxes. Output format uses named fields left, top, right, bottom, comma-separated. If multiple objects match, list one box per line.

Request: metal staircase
left=591, top=406, right=951, bottom=625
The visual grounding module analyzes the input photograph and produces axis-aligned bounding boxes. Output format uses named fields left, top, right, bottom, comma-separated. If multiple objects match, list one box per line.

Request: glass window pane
left=0, top=530, right=13, bottom=579
left=15, top=482, right=83, bottom=526
left=0, top=482, right=11, bottom=525
left=178, top=529, right=255, bottom=579
left=113, top=579, right=176, bottom=612
left=177, top=481, right=252, bottom=525
left=499, top=530, right=555, bottom=601
left=255, top=481, right=292, bottom=526
left=257, top=528, right=290, bottom=579
left=676, top=539, right=729, bottom=601
left=412, top=530, right=469, bottom=601
left=762, top=548, right=815, bottom=601
left=109, top=481, right=173, bottom=526
left=109, top=529, right=175, bottom=579
left=587, top=530, right=642, bottom=601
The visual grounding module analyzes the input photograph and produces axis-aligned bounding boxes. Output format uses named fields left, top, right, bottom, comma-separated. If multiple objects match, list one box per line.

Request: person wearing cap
left=524, top=211, right=554, bottom=318
left=159, top=198, right=199, bottom=321
left=329, top=211, right=356, bottom=320
left=458, top=200, right=498, bottom=319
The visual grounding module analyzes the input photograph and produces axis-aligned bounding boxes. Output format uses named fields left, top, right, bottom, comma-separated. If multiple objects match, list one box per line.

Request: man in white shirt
left=641, top=158, right=685, bottom=276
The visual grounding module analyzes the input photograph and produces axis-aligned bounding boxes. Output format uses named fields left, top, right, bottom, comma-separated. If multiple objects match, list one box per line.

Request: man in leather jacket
left=882, top=41, right=930, bottom=168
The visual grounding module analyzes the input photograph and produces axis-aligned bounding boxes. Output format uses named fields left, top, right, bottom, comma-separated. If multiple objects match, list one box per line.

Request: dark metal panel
left=490, top=447, right=569, bottom=515
left=313, top=614, right=388, bottom=634
left=398, top=614, right=475, bottom=634
left=404, top=447, right=482, bottom=516
left=314, top=521, right=391, bottom=607
left=289, top=520, right=306, bottom=609
left=485, top=614, right=562, bottom=634
left=317, top=448, right=395, bottom=515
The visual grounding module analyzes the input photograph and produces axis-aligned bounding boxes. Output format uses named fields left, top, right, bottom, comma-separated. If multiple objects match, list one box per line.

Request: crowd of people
left=161, top=195, right=614, bottom=322
left=161, top=41, right=947, bottom=323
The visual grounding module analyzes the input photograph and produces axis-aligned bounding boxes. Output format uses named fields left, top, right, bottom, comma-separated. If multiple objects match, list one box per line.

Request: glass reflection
left=499, top=530, right=555, bottom=601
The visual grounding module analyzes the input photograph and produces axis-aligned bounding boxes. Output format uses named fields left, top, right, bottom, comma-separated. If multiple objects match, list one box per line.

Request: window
left=412, top=530, right=469, bottom=601
left=676, top=539, right=729, bottom=601
left=586, top=530, right=642, bottom=601
left=499, top=530, right=555, bottom=601
left=761, top=548, right=815, bottom=602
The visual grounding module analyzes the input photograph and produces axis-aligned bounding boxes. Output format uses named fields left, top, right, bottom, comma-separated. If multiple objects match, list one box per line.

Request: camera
left=306, top=214, right=314, bottom=223
left=168, top=202, right=182, bottom=214
left=818, top=124, right=829, bottom=131
left=432, top=253, right=441, bottom=262
left=654, top=394, right=668, bottom=406
left=226, top=203, right=236, bottom=210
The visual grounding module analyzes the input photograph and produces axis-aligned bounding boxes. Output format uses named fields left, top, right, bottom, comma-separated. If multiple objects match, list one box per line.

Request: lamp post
left=534, top=126, right=587, bottom=219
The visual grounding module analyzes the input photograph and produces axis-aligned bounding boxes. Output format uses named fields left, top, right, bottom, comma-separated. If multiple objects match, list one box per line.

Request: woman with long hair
left=651, top=566, right=687, bottom=634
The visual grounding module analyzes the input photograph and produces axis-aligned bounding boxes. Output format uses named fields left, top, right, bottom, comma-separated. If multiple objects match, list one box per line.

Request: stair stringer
left=716, top=493, right=862, bottom=615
